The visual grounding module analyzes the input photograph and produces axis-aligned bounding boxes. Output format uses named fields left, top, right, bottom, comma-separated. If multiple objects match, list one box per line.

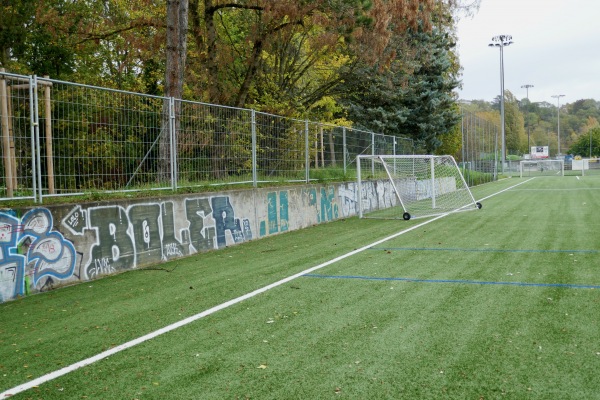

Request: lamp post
left=551, top=94, right=565, bottom=156
left=521, top=84, right=533, bottom=152
left=489, top=35, right=513, bottom=173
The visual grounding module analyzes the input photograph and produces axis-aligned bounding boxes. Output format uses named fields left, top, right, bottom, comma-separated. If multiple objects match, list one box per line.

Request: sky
left=455, top=0, right=600, bottom=105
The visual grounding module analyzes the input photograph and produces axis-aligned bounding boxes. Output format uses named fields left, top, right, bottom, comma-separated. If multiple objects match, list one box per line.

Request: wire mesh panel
left=177, top=101, right=253, bottom=186
left=0, top=72, right=36, bottom=200
left=256, top=113, right=306, bottom=183
left=40, top=78, right=169, bottom=196
left=309, top=123, right=344, bottom=181
left=460, top=110, right=499, bottom=187
left=343, top=127, right=413, bottom=171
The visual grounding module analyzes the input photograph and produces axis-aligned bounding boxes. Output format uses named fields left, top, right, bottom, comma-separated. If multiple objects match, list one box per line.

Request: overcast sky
left=455, top=0, right=600, bottom=105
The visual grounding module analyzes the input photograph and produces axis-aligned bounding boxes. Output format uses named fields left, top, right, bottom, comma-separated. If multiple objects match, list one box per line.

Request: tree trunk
left=159, top=0, right=188, bottom=183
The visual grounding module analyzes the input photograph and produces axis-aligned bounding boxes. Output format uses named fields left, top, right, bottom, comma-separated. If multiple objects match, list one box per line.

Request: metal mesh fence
left=0, top=72, right=500, bottom=202
left=42, top=78, right=169, bottom=195
left=460, top=109, right=500, bottom=187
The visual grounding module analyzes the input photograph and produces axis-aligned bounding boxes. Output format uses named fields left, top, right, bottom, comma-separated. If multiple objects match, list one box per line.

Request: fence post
left=169, top=97, right=177, bottom=191
left=31, top=75, right=42, bottom=203
left=342, top=126, right=347, bottom=175
left=0, top=68, right=13, bottom=198
left=251, top=109, right=257, bottom=187
left=305, top=120, right=309, bottom=183
left=371, top=132, right=376, bottom=157
left=319, top=123, right=324, bottom=168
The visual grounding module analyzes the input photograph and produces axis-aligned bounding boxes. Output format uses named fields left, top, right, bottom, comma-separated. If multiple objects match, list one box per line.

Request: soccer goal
left=356, top=155, right=482, bottom=220
left=519, top=159, right=564, bottom=177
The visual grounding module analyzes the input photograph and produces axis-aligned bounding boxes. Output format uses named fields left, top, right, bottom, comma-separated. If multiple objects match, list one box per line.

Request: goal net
left=356, top=155, right=481, bottom=220
left=519, top=159, right=564, bottom=177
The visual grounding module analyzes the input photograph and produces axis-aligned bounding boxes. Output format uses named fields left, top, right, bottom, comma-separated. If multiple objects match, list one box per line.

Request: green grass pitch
left=2, top=176, right=600, bottom=399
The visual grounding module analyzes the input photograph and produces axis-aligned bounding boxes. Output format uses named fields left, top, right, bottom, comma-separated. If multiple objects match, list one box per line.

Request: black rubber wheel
left=476, top=202, right=482, bottom=209
left=403, top=212, right=411, bottom=221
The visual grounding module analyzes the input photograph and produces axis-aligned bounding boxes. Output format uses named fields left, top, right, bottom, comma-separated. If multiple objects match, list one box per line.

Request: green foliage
left=339, top=20, right=461, bottom=152
left=460, top=168, right=495, bottom=186
left=568, top=127, right=600, bottom=158
left=503, top=92, right=527, bottom=154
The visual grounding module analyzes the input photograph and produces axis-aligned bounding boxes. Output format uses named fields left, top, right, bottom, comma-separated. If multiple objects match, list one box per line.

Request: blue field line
left=303, top=273, right=600, bottom=290
left=369, top=247, right=598, bottom=254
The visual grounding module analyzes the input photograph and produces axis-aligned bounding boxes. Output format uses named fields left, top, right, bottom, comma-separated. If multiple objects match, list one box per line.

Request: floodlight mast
left=551, top=94, right=565, bottom=155
left=489, top=34, right=513, bottom=173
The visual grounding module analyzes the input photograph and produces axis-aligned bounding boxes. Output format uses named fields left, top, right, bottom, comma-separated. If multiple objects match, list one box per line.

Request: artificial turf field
left=2, top=176, right=600, bottom=399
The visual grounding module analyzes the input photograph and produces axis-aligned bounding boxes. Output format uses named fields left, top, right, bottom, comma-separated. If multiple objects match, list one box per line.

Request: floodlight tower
left=489, top=35, right=513, bottom=172
left=521, top=84, right=534, bottom=150
left=551, top=94, right=565, bottom=155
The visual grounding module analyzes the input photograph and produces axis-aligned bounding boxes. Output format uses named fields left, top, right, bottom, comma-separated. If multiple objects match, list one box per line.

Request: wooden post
left=328, top=127, right=336, bottom=167
left=0, top=68, right=14, bottom=197
left=319, top=124, right=324, bottom=168
left=314, top=125, right=319, bottom=169
left=8, top=85, right=16, bottom=191
left=44, top=76, right=55, bottom=194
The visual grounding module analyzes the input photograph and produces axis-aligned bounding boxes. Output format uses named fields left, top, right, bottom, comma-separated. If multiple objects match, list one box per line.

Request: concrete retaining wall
left=0, top=180, right=402, bottom=303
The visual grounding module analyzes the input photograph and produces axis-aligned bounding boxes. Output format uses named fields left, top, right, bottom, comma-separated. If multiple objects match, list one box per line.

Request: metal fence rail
left=0, top=71, right=499, bottom=202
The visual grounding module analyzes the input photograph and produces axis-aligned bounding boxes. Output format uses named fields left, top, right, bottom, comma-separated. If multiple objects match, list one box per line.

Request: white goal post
left=519, top=159, right=564, bottom=177
left=356, top=155, right=481, bottom=220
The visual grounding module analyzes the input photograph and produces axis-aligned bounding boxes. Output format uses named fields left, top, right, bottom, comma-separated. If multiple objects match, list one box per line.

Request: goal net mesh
left=519, top=160, right=564, bottom=177
left=357, top=155, right=480, bottom=220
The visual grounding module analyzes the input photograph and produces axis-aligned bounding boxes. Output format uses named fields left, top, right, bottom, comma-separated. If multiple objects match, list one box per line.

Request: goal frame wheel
left=403, top=212, right=411, bottom=221
left=476, top=202, right=482, bottom=209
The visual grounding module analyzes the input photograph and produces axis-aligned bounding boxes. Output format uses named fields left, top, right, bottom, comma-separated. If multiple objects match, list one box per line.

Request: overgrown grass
left=3, top=176, right=600, bottom=399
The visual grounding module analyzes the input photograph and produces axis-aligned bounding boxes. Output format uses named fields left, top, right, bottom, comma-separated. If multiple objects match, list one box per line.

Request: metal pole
left=500, top=45, right=505, bottom=172
left=251, top=109, right=257, bottom=187
left=489, top=35, right=513, bottom=174
left=552, top=94, right=565, bottom=156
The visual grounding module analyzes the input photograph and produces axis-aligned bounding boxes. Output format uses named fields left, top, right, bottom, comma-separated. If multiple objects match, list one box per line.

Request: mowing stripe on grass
left=475, top=177, right=534, bottom=202
left=303, top=274, right=600, bottom=290
left=368, top=247, right=598, bottom=254
left=0, top=178, right=533, bottom=397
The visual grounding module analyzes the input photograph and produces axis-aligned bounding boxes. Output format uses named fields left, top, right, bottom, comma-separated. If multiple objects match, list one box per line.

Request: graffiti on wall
left=0, top=209, right=76, bottom=302
left=0, top=185, right=358, bottom=303
left=62, top=196, right=253, bottom=282
left=260, top=191, right=289, bottom=237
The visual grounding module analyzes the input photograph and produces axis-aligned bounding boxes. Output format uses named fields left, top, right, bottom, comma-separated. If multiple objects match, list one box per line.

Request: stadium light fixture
left=521, top=84, right=534, bottom=151
left=551, top=94, right=565, bottom=156
left=489, top=35, right=513, bottom=173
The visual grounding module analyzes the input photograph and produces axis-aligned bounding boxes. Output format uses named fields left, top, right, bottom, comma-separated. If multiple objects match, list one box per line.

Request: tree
left=569, top=126, right=600, bottom=158
left=503, top=91, right=526, bottom=155
left=0, top=0, right=35, bottom=70
left=338, top=4, right=461, bottom=152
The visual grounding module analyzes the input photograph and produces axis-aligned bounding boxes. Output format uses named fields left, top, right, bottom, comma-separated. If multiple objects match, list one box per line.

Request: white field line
left=1, top=179, right=529, bottom=397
